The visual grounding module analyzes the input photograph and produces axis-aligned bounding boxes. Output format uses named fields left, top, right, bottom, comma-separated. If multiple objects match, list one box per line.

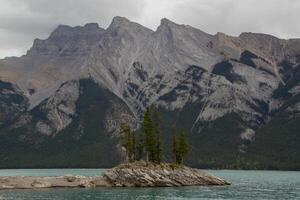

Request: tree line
left=120, top=106, right=189, bottom=165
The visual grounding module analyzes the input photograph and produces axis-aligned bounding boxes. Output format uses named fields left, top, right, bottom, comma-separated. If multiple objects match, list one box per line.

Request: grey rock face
left=0, top=175, right=104, bottom=189
left=1, top=16, right=300, bottom=164
left=0, top=162, right=229, bottom=189
left=35, top=81, right=79, bottom=136
left=104, top=99, right=138, bottom=137
left=0, top=81, right=29, bottom=128
left=240, top=128, right=255, bottom=141
left=103, top=162, right=230, bottom=187
left=28, top=23, right=104, bottom=56
left=0, top=22, right=105, bottom=109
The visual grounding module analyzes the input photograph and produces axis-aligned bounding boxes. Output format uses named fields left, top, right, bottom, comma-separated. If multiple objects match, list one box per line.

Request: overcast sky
left=0, top=0, right=300, bottom=58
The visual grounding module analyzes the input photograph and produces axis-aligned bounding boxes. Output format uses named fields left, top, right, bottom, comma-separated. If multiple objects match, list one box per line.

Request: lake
left=0, top=169, right=299, bottom=199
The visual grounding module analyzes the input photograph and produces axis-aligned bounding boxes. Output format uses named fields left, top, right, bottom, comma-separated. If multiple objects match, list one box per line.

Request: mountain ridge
left=0, top=16, right=300, bottom=169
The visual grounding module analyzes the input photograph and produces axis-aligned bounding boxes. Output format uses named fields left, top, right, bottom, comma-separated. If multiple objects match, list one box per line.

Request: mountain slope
left=0, top=17, right=300, bottom=169
left=0, top=79, right=136, bottom=168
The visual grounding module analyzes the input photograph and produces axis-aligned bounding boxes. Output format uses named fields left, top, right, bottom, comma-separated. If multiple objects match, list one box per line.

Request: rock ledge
left=103, top=162, right=230, bottom=187
left=0, top=162, right=230, bottom=189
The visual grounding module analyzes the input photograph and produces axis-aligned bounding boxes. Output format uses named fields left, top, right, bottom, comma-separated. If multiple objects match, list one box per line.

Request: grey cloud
left=0, top=0, right=300, bottom=58
left=0, top=0, right=146, bottom=58
left=167, top=0, right=300, bottom=38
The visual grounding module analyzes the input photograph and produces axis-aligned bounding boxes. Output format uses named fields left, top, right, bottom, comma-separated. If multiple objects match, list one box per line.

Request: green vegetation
left=0, top=79, right=123, bottom=168
left=177, top=130, right=189, bottom=164
left=120, top=106, right=189, bottom=165
left=142, top=107, right=156, bottom=162
left=1, top=78, right=299, bottom=170
left=120, top=123, right=135, bottom=162
left=172, top=129, right=189, bottom=164
left=245, top=111, right=300, bottom=170
left=151, top=106, right=163, bottom=164
left=156, top=106, right=248, bottom=168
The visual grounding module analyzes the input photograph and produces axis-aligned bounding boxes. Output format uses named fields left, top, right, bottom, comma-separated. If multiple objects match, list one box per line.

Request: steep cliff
left=0, top=17, right=299, bottom=169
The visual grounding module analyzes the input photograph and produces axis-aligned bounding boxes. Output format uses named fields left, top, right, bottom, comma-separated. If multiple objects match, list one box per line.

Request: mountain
left=0, top=17, right=300, bottom=169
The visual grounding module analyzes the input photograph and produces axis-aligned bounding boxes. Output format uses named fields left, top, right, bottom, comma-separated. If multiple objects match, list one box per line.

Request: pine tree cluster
left=120, top=106, right=189, bottom=164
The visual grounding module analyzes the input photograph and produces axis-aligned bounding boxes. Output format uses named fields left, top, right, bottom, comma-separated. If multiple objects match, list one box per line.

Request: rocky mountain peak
left=238, top=32, right=287, bottom=64
left=110, top=16, right=131, bottom=27
left=107, top=16, right=153, bottom=36
left=158, top=18, right=211, bottom=38
left=50, top=24, right=73, bottom=36
left=239, top=32, right=281, bottom=41
left=83, top=22, right=100, bottom=30
left=151, top=17, right=219, bottom=72
left=157, top=18, right=186, bottom=33
left=28, top=23, right=105, bottom=57
left=49, top=23, right=104, bottom=39
left=160, top=18, right=177, bottom=26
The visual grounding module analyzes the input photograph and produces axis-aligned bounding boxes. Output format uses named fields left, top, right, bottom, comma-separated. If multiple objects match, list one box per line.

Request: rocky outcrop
left=103, top=162, right=230, bottom=187
left=0, top=175, right=106, bottom=189
left=0, top=163, right=230, bottom=189
left=0, top=81, right=29, bottom=128
left=35, top=81, right=79, bottom=136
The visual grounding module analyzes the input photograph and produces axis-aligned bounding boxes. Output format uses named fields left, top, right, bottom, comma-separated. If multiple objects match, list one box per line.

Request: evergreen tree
left=150, top=105, right=163, bottom=163
left=171, top=127, right=189, bottom=165
left=177, top=129, right=189, bottom=164
left=120, top=123, right=135, bottom=162
left=119, top=106, right=166, bottom=164
left=136, top=132, right=144, bottom=161
left=142, top=107, right=156, bottom=162
left=155, top=134, right=163, bottom=163
left=171, top=125, right=179, bottom=164
left=131, top=131, right=136, bottom=161
left=141, top=106, right=164, bottom=163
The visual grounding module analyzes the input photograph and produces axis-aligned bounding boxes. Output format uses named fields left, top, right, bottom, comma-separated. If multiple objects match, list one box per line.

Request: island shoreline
left=0, top=162, right=231, bottom=189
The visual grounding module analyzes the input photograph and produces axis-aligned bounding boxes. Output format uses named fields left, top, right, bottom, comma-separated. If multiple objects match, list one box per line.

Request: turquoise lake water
left=0, top=169, right=299, bottom=199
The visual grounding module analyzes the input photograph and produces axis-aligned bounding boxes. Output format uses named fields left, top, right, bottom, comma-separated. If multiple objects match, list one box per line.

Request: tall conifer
left=142, top=107, right=156, bottom=162
left=172, top=126, right=178, bottom=164
left=120, top=123, right=135, bottom=162
left=150, top=106, right=163, bottom=163
left=177, top=129, right=189, bottom=164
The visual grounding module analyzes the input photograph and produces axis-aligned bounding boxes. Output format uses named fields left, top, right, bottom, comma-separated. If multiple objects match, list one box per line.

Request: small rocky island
left=103, top=162, right=230, bottom=187
left=0, top=162, right=230, bottom=189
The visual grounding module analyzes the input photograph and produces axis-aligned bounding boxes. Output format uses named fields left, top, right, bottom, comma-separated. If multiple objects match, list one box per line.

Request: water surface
left=0, top=169, right=299, bottom=200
